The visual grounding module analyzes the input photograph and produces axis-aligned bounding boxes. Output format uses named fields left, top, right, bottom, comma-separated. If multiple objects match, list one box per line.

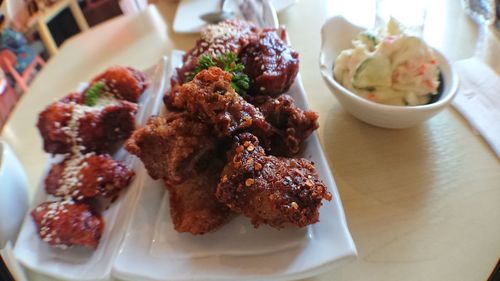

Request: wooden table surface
left=1, top=0, right=499, bottom=280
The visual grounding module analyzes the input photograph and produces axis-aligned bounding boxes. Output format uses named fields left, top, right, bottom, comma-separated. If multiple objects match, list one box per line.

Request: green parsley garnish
left=186, top=52, right=250, bottom=96
left=84, top=81, right=105, bottom=106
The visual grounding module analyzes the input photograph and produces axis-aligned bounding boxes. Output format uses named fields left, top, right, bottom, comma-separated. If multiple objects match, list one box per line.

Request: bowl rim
left=319, top=16, right=459, bottom=113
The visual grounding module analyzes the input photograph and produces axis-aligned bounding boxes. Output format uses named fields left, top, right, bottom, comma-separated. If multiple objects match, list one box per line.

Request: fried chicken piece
left=165, top=20, right=258, bottom=110
left=172, top=67, right=272, bottom=139
left=59, top=92, right=85, bottom=104
left=90, top=66, right=148, bottom=103
left=216, top=133, right=332, bottom=228
left=45, top=153, right=134, bottom=200
left=251, top=94, right=319, bottom=156
left=31, top=200, right=104, bottom=249
left=37, top=98, right=137, bottom=154
left=239, top=29, right=299, bottom=97
left=125, top=113, right=218, bottom=183
left=165, top=160, right=231, bottom=235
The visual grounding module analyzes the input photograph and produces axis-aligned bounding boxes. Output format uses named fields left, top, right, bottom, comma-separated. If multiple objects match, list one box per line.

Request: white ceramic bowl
left=319, top=16, right=459, bottom=129
left=0, top=140, right=28, bottom=248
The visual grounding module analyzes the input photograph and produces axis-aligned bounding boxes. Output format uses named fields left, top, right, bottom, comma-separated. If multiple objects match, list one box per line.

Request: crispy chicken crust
left=173, top=67, right=272, bottom=139
left=165, top=161, right=231, bottom=235
left=216, top=133, right=332, bottom=228
left=125, top=113, right=218, bottom=183
left=252, top=94, right=319, bottom=156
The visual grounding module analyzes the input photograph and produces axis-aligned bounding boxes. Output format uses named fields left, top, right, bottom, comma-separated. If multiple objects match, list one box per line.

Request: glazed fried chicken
left=90, top=66, right=148, bottom=103
left=239, top=29, right=299, bottom=97
left=165, top=160, right=231, bottom=235
left=165, top=20, right=258, bottom=110
left=172, top=67, right=272, bottom=139
left=31, top=200, right=104, bottom=249
left=125, top=113, right=218, bottom=183
left=252, top=94, right=319, bottom=156
left=216, top=133, right=332, bottom=228
left=173, top=20, right=258, bottom=86
left=37, top=98, right=137, bottom=154
left=45, top=153, right=134, bottom=200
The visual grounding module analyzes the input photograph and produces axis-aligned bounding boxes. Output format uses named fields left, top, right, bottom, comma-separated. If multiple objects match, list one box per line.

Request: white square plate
left=13, top=57, right=169, bottom=281
left=112, top=50, right=357, bottom=281
left=173, top=0, right=290, bottom=33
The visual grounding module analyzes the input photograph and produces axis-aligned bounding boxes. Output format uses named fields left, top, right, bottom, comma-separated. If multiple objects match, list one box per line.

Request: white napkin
left=452, top=58, right=500, bottom=159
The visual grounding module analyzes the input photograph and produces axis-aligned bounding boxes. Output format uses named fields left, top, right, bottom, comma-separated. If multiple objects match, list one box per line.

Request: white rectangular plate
left=13, top=57, right=169, bottom=281
left=112, top=50, right=357, bottom=281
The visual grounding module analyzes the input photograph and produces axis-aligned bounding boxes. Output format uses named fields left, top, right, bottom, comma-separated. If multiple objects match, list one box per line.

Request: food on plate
left=125, top=113, right=218, bottom=183
left=125, top=112, right=231, bottom=235
left=165, top=20, right=300, bottom=109
left=33, top=66, right=145, bottom=250
left=126, top=20, right=327, bottom=235
left=170, top=20, right=258, bottom=88
left=333, top=19, right=441, bottom=106
left=37, top=94, right=137, bottom=154
left=216, top=133, right=331, bottom=228
left=165, top=161, right=231, bottom=235
left=251, top=94, right=319, bottom=156
left=31, top=200, right=104, bottom=249
left=89, top=66, right=148, bottom=103
left=239, top=29, right=299, bottom=97
left=45, top=153, right=135, bottom=200
left=172, top=67, right=272, bottom=139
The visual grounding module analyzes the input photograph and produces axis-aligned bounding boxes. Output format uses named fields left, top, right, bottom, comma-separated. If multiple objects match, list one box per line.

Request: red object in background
left=0, top=84, right=19, bottom=130
left=0, top=49, right=45, bottom=93
left=83, top=0, right=123, bottom=27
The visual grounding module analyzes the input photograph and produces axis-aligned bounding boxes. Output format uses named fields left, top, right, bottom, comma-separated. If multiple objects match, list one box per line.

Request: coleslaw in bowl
left=320, top=16, right=459, bottom=129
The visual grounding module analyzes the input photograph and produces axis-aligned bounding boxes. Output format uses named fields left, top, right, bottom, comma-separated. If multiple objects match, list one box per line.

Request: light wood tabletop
left=1, top=0, right=499, bottom=280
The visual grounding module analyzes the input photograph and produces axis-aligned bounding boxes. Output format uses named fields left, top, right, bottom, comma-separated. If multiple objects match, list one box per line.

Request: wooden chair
left=0, top=49, right=45, bottom=93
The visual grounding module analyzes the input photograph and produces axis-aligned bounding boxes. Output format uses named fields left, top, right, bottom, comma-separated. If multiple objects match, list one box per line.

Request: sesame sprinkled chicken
left=37, top=98, right=137, bottom=154
left=165, top=20, right=258, bottom=109
left=33, top=66, right=142, bottom=249
left=31, top=200, right=104, bottom=249
left=45, top=153, right=134, bottom=201
left=89, top=66, right=148, bottom=103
